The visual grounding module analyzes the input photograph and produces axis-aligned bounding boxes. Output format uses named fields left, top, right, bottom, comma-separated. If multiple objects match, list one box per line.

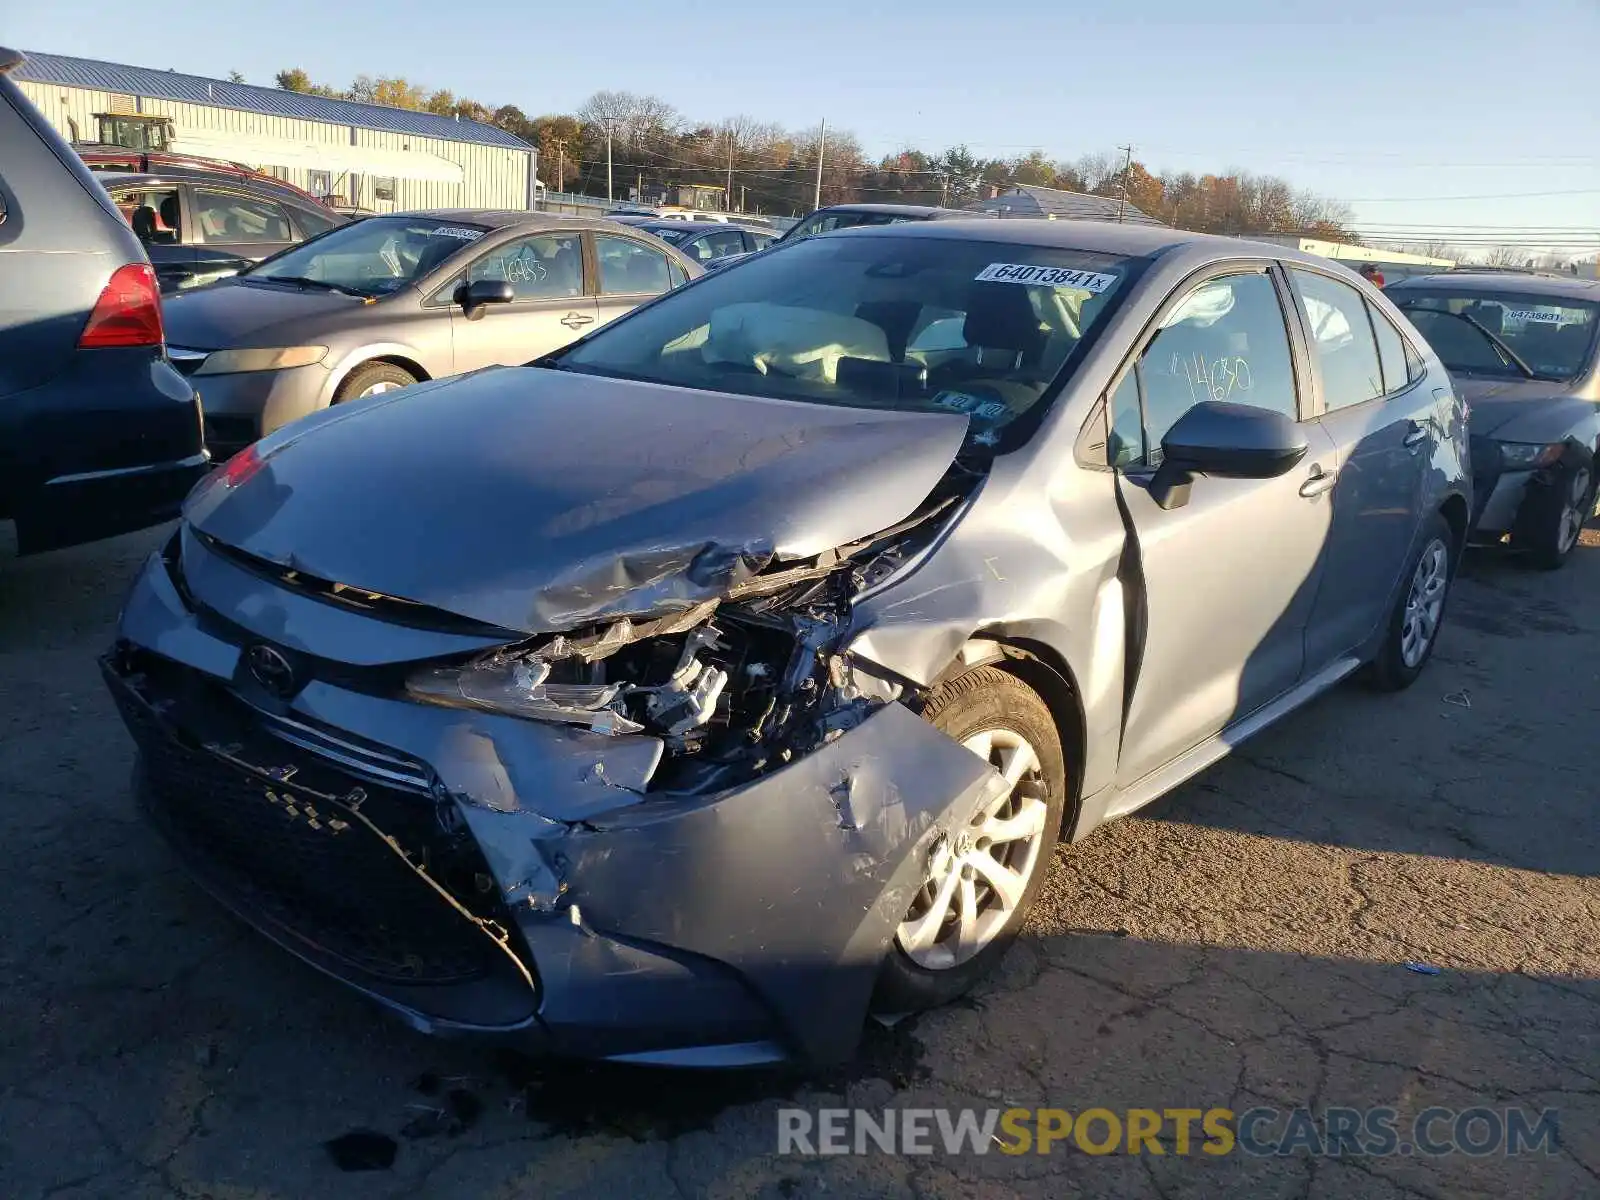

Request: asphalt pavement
left=2, top=519, right=1597, bottom=1199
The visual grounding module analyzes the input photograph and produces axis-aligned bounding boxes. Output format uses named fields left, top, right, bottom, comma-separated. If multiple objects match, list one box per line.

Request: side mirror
left=453, top=279, right=514, bottom=321
left=1149, top=401, right=1309, bottom=511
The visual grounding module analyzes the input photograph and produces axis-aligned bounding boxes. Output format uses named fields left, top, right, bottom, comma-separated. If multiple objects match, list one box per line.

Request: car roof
left=810, top=202, right=976, bottom=219
left=1386, top=271, right=1600, bottom=301
left=90, top=165, right=327, bottom=204
left=399, top=208, right=631, bottom=233
left=645, top=219, right=768, bottom=233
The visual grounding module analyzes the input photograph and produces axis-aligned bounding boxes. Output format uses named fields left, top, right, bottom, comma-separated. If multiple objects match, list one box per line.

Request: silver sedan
left=160, top=209, right=703, bottom=458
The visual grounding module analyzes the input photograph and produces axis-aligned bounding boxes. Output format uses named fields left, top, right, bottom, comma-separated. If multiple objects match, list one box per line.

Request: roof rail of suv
left=76, top=148, right=334, bottom=212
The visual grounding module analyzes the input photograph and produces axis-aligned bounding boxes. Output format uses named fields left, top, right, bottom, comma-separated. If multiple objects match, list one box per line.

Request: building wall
left=15, top=80, right=532, bottom=211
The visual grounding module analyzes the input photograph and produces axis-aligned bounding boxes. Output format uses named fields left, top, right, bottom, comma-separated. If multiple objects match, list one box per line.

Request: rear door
left=188, top=185, right=299, bottom=286
left=1286, top=267, right=1430, bottom=668
left=590, top=231, right=678, bottom=329
left=1108, top=264, right=1339, bottom=785
left=106, top=181, right=193, bottom=291
left=445, top=229, right=595, bottom=372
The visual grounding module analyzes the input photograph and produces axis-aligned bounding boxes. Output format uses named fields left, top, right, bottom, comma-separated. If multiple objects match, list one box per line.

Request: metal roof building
left=967, top=184, right=1165, bottom=227
left=13, top=50, right=538, bottom=212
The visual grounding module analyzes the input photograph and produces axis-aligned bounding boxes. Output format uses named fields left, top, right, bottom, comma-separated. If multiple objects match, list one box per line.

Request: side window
left=193, top=189, right=293, bottom=244
left=291, top=206, right=338, bottom=239
left=747, top=231, right=775, bottom=251
left=1369, top=304, right=1413, bottom=395
left=698, top=229, right=748, bottom=261
left=1290, top=269, right=1384, bottom=412
left=667, top=260, right=688, bottom=288
left=1129, top=271, right=1299, bottom=464
left=594, top=234, right=672, bottom=296
left=466, top=233, right=583, bottom=300
left=1107, top=369, right=1144, bottom=468
left=308, top=170, right=331, bottom=198
left=112, top=187, right=182, bottom=245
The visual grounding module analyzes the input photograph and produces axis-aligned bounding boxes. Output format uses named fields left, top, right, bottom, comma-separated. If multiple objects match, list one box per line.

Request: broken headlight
left=406, top=656, right=643, bottom=735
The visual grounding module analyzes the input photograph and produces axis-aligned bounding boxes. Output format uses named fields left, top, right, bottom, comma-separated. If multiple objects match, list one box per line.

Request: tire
left=873, top=666, right=1066, bottom=1013
left=1512, top=447, right=1594, bottom=571
left=333, top=361, right=417, bottom=404
left=1365, top=512, right=1454, bottom=692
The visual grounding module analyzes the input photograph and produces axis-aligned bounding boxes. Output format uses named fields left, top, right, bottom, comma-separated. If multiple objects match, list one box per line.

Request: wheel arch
left=931, top=632, right=1086, bottom=840
left=1439, top=491, right=1470, bottom=562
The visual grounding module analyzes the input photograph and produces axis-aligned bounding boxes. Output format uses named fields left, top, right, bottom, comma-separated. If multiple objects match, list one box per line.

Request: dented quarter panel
left=184, top=366, right=969, bottom=634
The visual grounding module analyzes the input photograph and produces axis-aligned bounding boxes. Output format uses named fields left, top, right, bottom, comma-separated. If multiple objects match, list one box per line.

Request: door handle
left=560, top=312, right=595, bottom=330
left=1299, top=465, right=1339, bottom=498
left=1403, top=422, right=1429, bottom=449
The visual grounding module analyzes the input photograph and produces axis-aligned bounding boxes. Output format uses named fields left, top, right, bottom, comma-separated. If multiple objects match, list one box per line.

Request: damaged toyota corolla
left=104, top=220, right=1469, bottom=1066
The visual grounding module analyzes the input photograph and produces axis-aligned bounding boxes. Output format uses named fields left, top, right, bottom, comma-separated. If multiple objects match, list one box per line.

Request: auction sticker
left=429, top=226, right=485, bottom=241
left=976, top=263, right=1119, bottom=292
left=1507, top=309, right=1561, bottom=324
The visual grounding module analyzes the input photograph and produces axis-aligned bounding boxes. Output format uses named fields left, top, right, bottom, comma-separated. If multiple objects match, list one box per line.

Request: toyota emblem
left=246, top=644, right=297, bottom=697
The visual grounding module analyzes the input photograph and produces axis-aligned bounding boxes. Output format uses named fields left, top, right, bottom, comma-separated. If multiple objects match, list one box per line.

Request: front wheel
left=1514, top=452, right=1594, bottom=570
left=334, top=361, right=417, bottom=404
left=1365, top=513, right=1454, bottom=692
left=874, top=666, right=1066, bottom=1013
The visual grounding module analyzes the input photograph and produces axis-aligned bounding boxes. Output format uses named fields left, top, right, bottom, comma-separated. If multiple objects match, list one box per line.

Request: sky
left=12, top=0, right=1600, bottom=256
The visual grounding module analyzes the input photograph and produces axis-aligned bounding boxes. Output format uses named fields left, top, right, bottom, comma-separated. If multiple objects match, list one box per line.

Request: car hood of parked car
left=182, top=366, right=972, bottom=634
left=163, top=277, right=377, bottom=349
left=1455, top=374, right=1593, bottom=440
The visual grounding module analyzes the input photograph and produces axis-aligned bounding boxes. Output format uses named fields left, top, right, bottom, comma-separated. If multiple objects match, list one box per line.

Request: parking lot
left=2, top=518, right=1597, bottom=1199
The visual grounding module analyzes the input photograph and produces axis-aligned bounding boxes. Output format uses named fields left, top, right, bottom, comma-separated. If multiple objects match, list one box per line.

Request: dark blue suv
left=0, top=48, right=207, bottom=555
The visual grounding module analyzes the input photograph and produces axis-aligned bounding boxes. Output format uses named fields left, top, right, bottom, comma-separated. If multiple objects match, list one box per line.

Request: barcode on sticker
left=975, top=263, right=1119, bottom=292
left=429, top=226, right=484, bottom=241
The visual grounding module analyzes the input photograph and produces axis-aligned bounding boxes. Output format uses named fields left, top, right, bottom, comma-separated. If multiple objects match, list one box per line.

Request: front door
left=1287, top=268, right=1429, bottom=669
left=189, top=186, right=299, bottom=287
left=448, top=231, right=597, bottom=372
left=1109, top=266, right=1339, bottom=785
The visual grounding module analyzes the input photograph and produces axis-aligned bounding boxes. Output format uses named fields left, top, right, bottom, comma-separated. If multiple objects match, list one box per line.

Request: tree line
left=273, top=69, right=1353, bottom=236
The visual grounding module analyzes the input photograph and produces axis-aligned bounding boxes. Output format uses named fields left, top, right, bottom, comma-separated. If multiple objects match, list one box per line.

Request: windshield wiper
left=255, top=275, right=372, bottom=299
left=1401, top=306, right=1537, bottom=379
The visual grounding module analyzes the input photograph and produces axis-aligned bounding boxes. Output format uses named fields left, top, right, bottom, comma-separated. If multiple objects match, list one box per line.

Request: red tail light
left=79, top=263, right=164, bottom=349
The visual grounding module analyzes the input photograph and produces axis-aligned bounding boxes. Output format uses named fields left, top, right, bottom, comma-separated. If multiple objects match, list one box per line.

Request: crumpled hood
left=163, top=278, right=369, bottom=349
left=1456, top=375, right=1587, bottom=438
left=184, top=367, right=970, bottom=633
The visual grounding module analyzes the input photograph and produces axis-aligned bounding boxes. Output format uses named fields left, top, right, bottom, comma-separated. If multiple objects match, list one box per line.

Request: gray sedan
left=105, top=220, right=1468, bottom=1067
left=1386, top=271, right=1600, bottom=568
left=162, top=209, right=702, bottom=457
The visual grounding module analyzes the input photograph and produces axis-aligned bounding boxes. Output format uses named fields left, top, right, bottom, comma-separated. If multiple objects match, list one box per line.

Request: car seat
left=961, top=281, right=1048, bottom=371
left=131, top=205, right=158, bottom=243
left=156, top=196, right=181, bottom=244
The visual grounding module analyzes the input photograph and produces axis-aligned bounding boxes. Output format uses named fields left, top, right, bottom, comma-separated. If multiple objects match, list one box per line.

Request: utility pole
left=555, top=141, right=565, bottom=196
left=740, top=184, right=746, bottom=212
left=726, top=128, right=735, bottom=211
left=603, top=118, right=616, bottom=202
left=813, top=118, right=826, bottom=211
left=1116, top=143, right=1133, bottom=224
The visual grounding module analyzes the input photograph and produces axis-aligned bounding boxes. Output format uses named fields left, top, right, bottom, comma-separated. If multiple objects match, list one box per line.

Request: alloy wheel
left=896, top=728, right=1050, bottom=970
left=1556, top=467, right=1592, bottom=555
left=1400, top=538, right=1449, bottom=669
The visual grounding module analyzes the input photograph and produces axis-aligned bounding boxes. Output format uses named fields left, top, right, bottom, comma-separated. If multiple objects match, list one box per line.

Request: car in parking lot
left=707, top=201, right=986, bottom=272
left=627, top=218, right=776, bottom=266
left=0, top=48, right=207, bottom=556
left=104, top=218, right=1467, bottom=1067
left=88, top=157, right=346, bottom=292
left=1387, top=271, right=1600, bottom=568
left=160, top=208, right=702, bottom=457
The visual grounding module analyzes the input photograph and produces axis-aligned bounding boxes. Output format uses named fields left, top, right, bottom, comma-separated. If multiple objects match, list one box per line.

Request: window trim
left=1094, top=257, right=1310, bottom=474
left=190, top=185, right=295, bottom=247
left=1283, top=264, right=1424, bottom=416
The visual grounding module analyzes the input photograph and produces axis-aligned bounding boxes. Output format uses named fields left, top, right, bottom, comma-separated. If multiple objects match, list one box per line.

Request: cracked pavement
left=2, top=521, right=1596, bottom=1199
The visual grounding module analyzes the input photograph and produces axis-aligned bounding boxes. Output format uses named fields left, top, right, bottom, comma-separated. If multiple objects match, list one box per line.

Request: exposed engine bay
left=404, top=473, right=977, bottom=794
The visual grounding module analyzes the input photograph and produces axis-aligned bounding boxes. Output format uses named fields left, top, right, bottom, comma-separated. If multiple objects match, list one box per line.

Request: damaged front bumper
left=104, top=545, right=1005, bottom=1066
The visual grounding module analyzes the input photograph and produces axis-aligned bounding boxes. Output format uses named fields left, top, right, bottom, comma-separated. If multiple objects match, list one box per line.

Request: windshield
left=1391, top=288, right=1598, bottom=381
left=553, top=233, right=1142, bottom=446
left=246, top=217, right=488, bottom=297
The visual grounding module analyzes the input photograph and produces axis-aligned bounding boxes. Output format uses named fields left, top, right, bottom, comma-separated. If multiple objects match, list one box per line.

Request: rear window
left=555, top=232, right=1143, bottom=448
